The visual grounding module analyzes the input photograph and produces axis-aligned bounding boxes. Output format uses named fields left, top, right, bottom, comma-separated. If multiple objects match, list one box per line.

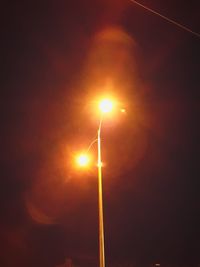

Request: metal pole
left=97, top=117, right=105, bottom=267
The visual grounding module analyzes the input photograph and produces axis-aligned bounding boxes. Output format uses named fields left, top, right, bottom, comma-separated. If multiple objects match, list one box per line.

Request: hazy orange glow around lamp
left=76, top=98, right=123, bottom=267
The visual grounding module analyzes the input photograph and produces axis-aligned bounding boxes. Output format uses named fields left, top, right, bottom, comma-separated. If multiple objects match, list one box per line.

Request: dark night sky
left=1, top=1, right=200, bottom=266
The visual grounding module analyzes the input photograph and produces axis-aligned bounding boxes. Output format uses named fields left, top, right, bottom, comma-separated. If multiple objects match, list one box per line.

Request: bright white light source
left=99, top=99, right=114, bottom=113
left=76, top=154, right=90, bottom=167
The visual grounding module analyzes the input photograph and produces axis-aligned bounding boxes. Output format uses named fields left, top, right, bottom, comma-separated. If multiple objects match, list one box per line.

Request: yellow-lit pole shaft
left=98, top=117, right=105, bottom=267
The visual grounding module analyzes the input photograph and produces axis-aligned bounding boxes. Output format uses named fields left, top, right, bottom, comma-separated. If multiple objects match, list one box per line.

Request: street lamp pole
left=76, top=98, right=118, bottom=267
left=97, top=116, right=105, bottom=267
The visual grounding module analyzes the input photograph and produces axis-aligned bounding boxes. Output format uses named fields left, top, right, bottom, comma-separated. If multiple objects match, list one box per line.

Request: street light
left=76, top=153, right=90, bottom=167
left=99, top=99, right=114, bottom=113
left=76, top=98, right=122, bottom=267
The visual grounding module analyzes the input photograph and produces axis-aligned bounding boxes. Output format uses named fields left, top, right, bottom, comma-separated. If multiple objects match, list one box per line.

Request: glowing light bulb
left=99, top=99, right=114, bottom=113
left=76, top=154, right=90, bottom=167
